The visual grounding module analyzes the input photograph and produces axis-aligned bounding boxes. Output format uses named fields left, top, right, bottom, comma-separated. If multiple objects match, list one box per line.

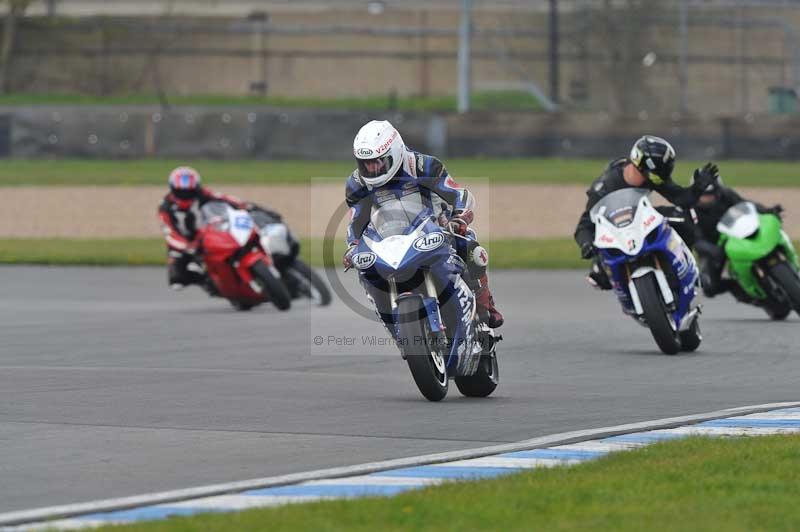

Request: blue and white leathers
left=591, top=188, right=700, bottom=332
left=345, top=149, right=474, bottom=247
left=353, top=195, right=487, bottom=378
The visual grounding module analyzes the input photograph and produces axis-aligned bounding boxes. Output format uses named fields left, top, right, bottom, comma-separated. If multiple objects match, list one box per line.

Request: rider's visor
left=357, top=154, right=393, bottom=179
left=172, top=187, right=198, bottom=200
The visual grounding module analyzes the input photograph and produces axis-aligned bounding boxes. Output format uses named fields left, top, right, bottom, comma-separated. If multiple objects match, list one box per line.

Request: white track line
left=2, top=401, right=799, bottom=528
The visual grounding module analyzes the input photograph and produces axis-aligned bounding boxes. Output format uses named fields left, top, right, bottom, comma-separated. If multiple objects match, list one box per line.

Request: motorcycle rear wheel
left=455, top=351, right=499, bottom=398
left=285, top=259, right=332, bottom=306
left=397, top=297, right=448, bottom=402
left=679, top=316, right=702, bottom=352
left=633, top=274, right=681, bottom=355
left=251, top=261, right=291, bottom=311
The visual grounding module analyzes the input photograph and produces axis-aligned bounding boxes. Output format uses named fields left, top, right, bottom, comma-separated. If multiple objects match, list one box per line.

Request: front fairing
left=356, top=218, right=452, bottom=281
left=358, top=219, right=477, bottom=375
left=721, top=213, right=798, bottom=299
left=722, top=214, right=783, bottom=263
left=600, top=223, right=699, bottom=328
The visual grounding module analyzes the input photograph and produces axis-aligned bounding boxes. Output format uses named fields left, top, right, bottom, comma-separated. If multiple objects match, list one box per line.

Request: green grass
left=0, top=238, right=166, bottom=266
left=1, top=158, right=798, bottom=187
left=4, top=238, right=798, bottom=269
left=0, top=238, right=583, bottom=269
left=100, top=434, right=800, bottom=531
left=0, top=90, right=542, bottom=112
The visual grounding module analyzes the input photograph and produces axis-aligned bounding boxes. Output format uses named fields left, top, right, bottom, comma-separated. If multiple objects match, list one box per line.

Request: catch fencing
left=6, top=1, right=800, bottom=117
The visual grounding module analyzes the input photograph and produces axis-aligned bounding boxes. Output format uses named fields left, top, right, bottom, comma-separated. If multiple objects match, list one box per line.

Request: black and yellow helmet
left=629, top=135, right=676, bottom=185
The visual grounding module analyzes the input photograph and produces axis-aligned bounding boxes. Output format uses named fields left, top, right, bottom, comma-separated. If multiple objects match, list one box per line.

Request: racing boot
left=476, top=274, right=504, bottom=328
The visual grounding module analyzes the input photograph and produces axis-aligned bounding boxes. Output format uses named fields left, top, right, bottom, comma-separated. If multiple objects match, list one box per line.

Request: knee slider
left=468, top=245, right=489, bottom=279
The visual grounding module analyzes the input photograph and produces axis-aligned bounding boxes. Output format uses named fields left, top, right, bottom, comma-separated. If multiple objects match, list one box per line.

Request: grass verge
left=0, top=238, right=583, bottom=269
left=0, top=91, right=542, bottom=112
left=103, top=434, right=800, bottom=532
left=0, top=158, right=798, bottom=187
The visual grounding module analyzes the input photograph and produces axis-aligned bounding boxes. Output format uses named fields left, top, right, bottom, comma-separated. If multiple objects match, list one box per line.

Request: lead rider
left=343, top=120, right=504, bottom=329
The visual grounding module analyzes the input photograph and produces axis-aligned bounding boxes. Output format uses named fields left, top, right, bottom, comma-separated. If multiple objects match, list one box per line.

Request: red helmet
left=168, top=166, right=201, bottom=210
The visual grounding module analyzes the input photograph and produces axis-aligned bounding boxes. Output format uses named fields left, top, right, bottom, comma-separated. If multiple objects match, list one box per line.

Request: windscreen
left=200, top=201, right=231, bottom=230
left=249, top=208, right=280, bottom=229
left=718, top=202, right=757, bottom=231
left=590, top=188, right=650, bottom=228
left=369, top=193, right=428, bottom=238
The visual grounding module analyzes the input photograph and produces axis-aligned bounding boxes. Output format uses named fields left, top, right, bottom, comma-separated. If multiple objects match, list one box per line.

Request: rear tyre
left=285, top=260, right=332, bottom=306
left=251, top=260, right=291, bottom=311
left=455, top=350, right=499, bottom=398
left=679, top=316, right=702, bottom=352
left=397, top=297, right=448, bottom=402
left=768, top=262, right=800, bottom=313
left=633, top=274, right=681, bottom=355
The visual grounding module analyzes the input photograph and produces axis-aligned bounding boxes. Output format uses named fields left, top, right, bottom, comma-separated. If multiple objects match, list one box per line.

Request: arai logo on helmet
left=353, top=252, right=377, bottom=270
left=413, top=232, right=445, bottom=252
left=356, top=147, right=374, bottom=158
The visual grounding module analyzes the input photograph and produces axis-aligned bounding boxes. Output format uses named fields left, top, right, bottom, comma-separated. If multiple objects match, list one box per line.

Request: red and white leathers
left=158, top=187, right=247, bottom=287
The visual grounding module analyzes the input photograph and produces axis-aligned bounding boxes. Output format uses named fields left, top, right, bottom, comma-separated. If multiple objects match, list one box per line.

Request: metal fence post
left=457, top=0, right=472, bottom=114
left=678, top=0, right=689, bottom=114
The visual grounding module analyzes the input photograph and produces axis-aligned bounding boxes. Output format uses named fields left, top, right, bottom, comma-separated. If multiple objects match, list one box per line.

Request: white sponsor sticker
left=413, top=233, right=445, bottom=252
left=353, top=252, right=377, bottom=270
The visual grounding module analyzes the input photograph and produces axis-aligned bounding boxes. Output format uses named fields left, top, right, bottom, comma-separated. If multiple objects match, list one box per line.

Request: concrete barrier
left=3, top=107, right=800, bottom=160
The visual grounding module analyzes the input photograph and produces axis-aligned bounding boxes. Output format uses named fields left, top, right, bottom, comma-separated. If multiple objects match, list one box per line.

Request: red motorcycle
left=197, top=201, right=291, bottom=311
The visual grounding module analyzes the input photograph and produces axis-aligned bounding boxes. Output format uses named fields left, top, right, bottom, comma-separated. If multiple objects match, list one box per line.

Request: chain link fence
left=5, top=1, right=800, bottom=116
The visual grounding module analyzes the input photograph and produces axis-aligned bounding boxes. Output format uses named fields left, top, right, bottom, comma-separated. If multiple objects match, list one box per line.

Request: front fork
left=391, top=272, right=446, bottom=359
left=234, top=248, right=275, bottom=294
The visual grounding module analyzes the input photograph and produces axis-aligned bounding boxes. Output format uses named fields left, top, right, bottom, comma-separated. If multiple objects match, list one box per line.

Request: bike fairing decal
left=353, top=252, right=377, bottom=270
left=449, top=274, right=478, bottom=374
left=413, top=232, right=446, bottom=252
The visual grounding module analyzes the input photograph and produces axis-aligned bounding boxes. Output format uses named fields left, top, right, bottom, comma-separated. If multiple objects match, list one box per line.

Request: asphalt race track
left=1, top=266, right=799, bottom=513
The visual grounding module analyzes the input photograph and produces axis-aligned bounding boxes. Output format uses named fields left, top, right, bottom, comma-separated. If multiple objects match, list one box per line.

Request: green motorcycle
left=717, top=201, right=800, bottom=320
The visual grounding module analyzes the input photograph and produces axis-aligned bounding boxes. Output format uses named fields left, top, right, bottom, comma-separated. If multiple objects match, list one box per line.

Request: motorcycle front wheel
left=768, top=262, right=800, bottom=314
left=397, top=297, right=448, bottom=402
left=633, top=273, right=681, bottom=355
left=251, top=260, right=291, bottom=311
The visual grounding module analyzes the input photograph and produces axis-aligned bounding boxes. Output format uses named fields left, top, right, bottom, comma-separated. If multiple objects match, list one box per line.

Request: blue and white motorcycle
left=590, top=188, right=702, bottom=355
left=351, top=195, right=500, bottom=401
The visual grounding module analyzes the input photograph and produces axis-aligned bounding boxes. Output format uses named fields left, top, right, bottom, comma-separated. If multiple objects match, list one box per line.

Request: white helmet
left=353, top=120, right=405, bottom=187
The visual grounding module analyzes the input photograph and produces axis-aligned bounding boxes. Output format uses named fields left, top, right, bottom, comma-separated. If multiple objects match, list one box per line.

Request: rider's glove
left=692, top=162, right=719, bottom=192
left=343, top=242, right=358, bottom=271
left=448, top=209, right=474, bottom=237
left=580, top=241, right=595, bottom=259
left=767, top=204, right=784, bottom=220
left=185, top=238, right=200, bottom=256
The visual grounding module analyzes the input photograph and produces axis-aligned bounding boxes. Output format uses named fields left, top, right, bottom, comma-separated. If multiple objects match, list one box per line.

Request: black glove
left=692, top=162, right=719, bottom=192
left=767, top=204, right=784, bottom=220
left=580, top=241, right=595, bottom=259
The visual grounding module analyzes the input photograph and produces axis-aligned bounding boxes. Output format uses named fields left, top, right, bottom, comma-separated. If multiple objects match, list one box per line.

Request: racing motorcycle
left=350, top=194, right=500, bottom=401
left=590, top=188, right=702, bottom=355
left=717, top=201, right=800, bottom=319
left=197, top=201, right=291, bottom=311
left=249, top=208, right=332, bottom=307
